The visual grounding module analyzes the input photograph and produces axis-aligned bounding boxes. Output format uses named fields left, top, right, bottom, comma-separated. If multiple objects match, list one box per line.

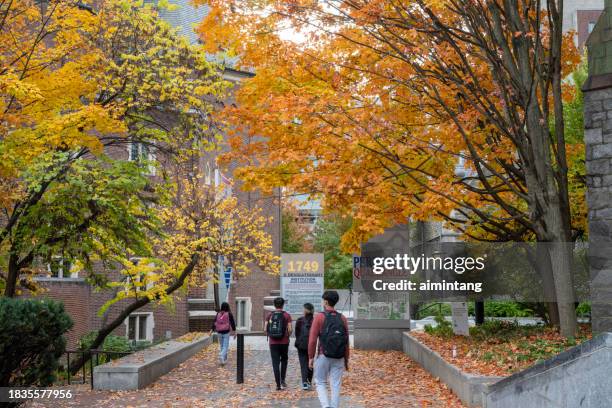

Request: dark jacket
left=294, top=314, right=314, bottom=350
left=213, top=311, right=236, bottom=334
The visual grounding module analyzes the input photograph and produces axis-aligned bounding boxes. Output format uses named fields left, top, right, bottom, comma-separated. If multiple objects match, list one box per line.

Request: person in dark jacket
left=294, top=302, right=314, bottom=390
left=211, top=302, right=236, bottom=365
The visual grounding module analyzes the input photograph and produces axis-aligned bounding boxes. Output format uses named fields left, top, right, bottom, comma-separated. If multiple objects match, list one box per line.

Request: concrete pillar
left=585, top=0, right=612, bottom=332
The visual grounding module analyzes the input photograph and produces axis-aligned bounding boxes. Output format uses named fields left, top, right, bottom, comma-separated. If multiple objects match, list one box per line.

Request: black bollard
left=475, top=301, right=485, bottom=326
left=236, top=333, right=244, bottom=384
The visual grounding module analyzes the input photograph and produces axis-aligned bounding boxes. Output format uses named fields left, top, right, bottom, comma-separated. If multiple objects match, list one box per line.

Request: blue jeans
left=218, top=332, right=230, bottom=362
left=314, top=355, right=345, bottom=408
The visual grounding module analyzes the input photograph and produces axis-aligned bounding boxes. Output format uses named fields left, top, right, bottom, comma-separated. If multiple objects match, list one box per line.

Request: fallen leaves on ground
left=412, top=324, right=592, bottom=377
left=31, top=343, right=465, bottom=407
left=343, top=349, right=464, bottom=407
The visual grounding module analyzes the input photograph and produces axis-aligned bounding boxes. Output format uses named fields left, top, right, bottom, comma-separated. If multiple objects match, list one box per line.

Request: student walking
left=264, top=297, right=292, bottom=391
left=308, top=291, right=349, bottom=408
left=294, top=302, right=314, bottom=390
left=212, top=302, right=236, bottom=366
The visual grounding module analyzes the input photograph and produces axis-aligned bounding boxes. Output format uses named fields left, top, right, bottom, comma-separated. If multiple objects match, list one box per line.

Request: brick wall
left=229, top=188, right=281, bottom=331
left=32, top=269, right=190, bottom=349
left=577, top=10, right=603, bottom=49
left=33, top=279, right=91, bottom=349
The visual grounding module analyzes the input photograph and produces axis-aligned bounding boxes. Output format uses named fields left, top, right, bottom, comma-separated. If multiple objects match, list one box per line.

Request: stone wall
left=584, top=86, right=612, bottom=332
left=484, top=333, right=612, bottom=407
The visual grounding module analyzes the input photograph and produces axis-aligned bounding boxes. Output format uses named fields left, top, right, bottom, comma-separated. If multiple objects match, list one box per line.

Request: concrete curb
left=94, top=334, right=212, bottom=390
left=402, top=332, right=503, bottom=407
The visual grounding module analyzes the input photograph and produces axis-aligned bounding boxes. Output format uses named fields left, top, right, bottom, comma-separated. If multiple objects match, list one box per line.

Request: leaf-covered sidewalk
left=31, top=343, right=464, bottom=407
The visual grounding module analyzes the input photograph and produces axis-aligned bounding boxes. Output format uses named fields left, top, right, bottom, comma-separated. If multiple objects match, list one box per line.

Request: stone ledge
left=483, top=333, right=612, bottom=407
left=355, top=319, right=411, bottom=351
left=402, top=332, right=503, bottom=407
left=93, top=334, right=212, bottom=390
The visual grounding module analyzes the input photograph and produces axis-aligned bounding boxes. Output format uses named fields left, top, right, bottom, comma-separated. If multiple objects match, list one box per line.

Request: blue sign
left=223, top=266, right=232, bottom=289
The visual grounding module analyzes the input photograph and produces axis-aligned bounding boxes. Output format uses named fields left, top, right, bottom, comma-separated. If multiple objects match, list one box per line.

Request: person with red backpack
left=264, top=297, right=292, bottom=391
left=308, top=290, right=349, bottom=408
left=212, top=302, right=236, bottom=366
left=294, top=302, right=314, bottom=390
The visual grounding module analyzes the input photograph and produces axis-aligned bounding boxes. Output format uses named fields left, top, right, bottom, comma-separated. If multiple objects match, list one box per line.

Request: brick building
left=560, top=0, right=604, bottom=49
left=28, top=1, right=281, bottom=349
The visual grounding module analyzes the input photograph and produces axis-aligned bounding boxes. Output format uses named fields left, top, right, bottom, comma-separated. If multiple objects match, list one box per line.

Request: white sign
left=281, top=253, right=324, bottom=315
left=451, top=302, right=470, bottom=336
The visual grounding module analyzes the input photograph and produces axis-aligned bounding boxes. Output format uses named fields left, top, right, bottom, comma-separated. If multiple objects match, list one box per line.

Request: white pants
left=313, top=354, right=345, bottom=408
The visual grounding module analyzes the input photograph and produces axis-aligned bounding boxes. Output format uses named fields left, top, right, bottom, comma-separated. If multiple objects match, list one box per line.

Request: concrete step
left=269, top=289, right=281, bottom=297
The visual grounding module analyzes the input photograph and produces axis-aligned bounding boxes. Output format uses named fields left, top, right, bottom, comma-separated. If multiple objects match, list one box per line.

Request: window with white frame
left=125, top=313, right=154, bottom=342
left=47, top=256, right=77, bottom=278
left=235, top=297, right=252, bottom=331
left=125, top=257, right=155, bottom=293
left=127, top=141, right=156, bottom=175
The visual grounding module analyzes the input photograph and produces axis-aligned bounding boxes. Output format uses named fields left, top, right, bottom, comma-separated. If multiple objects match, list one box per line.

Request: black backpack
left=320, top=311, right=347, bottom=358
left=295, top=316, right=312, bottom=350
left=267, top=311, right=286, bottom=339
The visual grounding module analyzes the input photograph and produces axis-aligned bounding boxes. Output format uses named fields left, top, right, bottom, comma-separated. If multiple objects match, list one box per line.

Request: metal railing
left=64, top=350, right=132, bottom=389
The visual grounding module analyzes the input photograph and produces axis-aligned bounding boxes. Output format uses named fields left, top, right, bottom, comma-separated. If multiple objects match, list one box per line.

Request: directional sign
left=223, top=266, right=232, bottom=289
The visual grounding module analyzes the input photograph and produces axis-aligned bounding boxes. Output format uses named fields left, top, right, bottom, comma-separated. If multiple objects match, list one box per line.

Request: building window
left=125, top=257, right=155, bottom=293
left=127, top=141, right=156, bottom=175
left=47, top=256, right=77, bottom=278
left=235, top=297, right=251, bottom=331
left=125, top=313, right=154, bottom=342
left=589, top=21, right=597, bottom=34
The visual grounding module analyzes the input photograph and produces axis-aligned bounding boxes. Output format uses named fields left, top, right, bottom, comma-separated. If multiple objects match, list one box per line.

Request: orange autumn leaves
left=199, top=0, right=585, bottom=251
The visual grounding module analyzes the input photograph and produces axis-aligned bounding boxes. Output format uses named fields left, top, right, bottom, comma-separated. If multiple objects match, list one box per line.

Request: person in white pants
left=313, top=354, right=345, bottom=408
left=308, top=290, right=350, bottom=408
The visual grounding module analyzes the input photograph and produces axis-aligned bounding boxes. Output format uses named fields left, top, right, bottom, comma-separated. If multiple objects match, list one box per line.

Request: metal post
left=236, top=333, right=244, bottom=384
left=67, top=352, right=71, bottom=385
left=475, top=301, right=485, bottom=326
left=82, top=352, right=86, bottom=384
left=90, top=352, right=94, bottom=389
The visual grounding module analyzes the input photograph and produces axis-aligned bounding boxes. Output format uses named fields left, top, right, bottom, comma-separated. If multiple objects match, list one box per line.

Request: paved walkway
left=30, top=338, right=464, bottom=408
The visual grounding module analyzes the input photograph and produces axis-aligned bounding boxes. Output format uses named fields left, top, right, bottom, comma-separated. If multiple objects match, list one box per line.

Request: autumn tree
left=201, top=0, right=584, bottom=336
left=0, top=0, right=227, bottom=296
left=313, top=215, right=353, bottom=289
left=69, top=170, right=278, bottom=372
left=281, top=203, right=310, bottom=253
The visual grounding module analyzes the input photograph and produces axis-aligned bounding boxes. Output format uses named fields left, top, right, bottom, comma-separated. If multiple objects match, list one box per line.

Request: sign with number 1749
left=280, top=253, right=324, bottom=314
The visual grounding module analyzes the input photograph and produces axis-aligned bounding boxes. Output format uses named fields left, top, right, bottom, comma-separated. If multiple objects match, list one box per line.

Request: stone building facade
left=584, top=0, right=612, bottom=333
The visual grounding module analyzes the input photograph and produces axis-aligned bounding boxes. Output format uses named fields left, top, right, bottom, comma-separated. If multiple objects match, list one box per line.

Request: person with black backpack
left=264, top=297, right=292, bottom=391
left=308, top=290, right=349, bottom=408
left=294, top=302, right=314, bottom=390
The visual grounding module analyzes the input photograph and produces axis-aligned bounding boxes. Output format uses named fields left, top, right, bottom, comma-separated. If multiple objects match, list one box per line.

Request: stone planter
left=402, top=332, right=503, bottom=407
left=93, top=334, right=212, bottom=390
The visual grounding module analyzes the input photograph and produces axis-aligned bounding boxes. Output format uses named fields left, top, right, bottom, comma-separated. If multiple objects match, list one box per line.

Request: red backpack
left=216, top=311, right=231, bottom=332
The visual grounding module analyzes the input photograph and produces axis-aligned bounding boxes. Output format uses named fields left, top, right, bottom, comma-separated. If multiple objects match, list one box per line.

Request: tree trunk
left=535, top=242, right=560, bottom=327
left=4, top=251, right=19, bottom=297
left=548, top=239, right=576, bottom=337
left=69, top=251, right=201, bottom=374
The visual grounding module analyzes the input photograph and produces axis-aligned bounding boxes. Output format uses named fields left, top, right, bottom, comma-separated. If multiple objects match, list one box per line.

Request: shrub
left=78, top=331, right=132, bottom=365
left=424, top=314, right=454, bottom=338
left=0, top=297, right=73, bottom=387
left=576, top=302, right=591, bottom=319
